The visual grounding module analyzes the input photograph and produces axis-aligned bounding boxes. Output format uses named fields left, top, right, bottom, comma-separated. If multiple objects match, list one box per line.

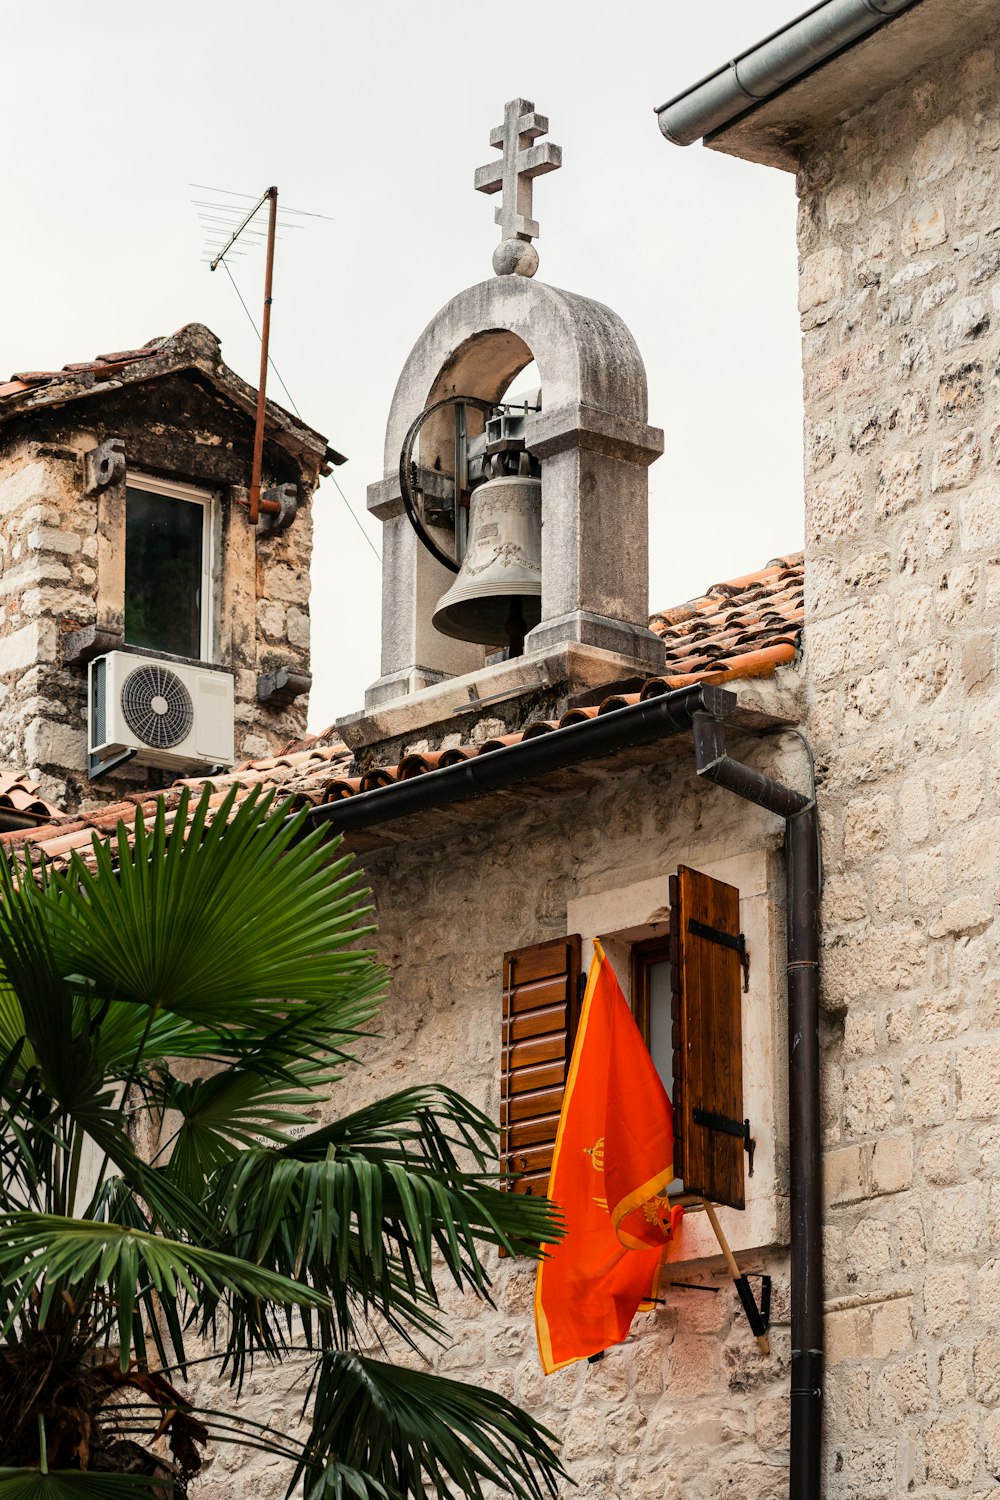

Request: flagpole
left=701, top=1199, right=770, bottom=1356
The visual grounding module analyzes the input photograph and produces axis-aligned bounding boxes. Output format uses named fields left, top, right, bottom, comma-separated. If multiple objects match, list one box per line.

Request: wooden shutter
left=669, top=866, right=747, bottom=1210
left=500, top=935, right=582, bottom=1195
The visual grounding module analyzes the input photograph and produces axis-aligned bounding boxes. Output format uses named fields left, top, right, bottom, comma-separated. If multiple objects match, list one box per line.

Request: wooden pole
left=701, top=1198, right=770, bottom=1356
left=248, top=185, right=279, bottom=526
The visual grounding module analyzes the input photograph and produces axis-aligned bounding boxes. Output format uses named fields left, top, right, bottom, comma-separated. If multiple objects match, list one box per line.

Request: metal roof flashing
left=305, top=683, right=799, bottom=852
left=655, top=0, right=1000, bottom=171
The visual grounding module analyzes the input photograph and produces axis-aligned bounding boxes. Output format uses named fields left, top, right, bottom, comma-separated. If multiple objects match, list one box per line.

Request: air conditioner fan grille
left=120, top=664, right=194, bottom=749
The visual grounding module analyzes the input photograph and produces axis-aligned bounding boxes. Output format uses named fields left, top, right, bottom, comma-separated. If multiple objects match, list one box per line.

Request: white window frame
left=125, top=473, right=217, bottom=663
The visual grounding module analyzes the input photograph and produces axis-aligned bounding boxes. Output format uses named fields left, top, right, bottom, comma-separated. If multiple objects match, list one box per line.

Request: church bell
left=432, top=471, right=542, bottom=654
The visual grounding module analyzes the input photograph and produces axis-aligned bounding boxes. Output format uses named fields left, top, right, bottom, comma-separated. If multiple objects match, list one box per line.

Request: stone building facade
left=687, top=2, right=1000, bottom=1493
left=13, top=11, right=1000, bottom=1495
left=0, top=323, right=333, bottom=813
left=797, top=44, right=1000, bottom=1499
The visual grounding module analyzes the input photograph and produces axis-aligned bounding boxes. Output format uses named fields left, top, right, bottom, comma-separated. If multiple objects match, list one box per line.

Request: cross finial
left=474, top=99, right=562, bottom=278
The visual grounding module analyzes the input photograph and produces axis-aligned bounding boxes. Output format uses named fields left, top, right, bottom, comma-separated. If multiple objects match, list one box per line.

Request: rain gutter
left=655, top=0, right=922, bottom=147
left=305, top=682, right=823, bottom=1499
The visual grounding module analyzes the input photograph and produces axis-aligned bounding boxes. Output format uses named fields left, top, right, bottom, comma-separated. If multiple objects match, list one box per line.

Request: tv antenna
left=204, top=185, right=277, bottom=525
left=194, top=183, right=331, bottom=525
left=192, top=184, right=380, bottom=562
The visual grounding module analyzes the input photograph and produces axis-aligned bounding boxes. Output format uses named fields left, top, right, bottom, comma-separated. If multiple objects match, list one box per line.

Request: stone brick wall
left=191, top=723, right=811, bottom=1500
left=0, top=423, right=312, bottom=811
left=797, top=31, right=1000, bottom=1496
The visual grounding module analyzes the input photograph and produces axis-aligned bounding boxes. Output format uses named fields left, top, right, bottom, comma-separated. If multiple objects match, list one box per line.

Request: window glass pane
left=125, top=487, right=204, bottom=659
left=648, top=959, right=674, bottom=1101
left=648, top=958, right=682, bottom=1192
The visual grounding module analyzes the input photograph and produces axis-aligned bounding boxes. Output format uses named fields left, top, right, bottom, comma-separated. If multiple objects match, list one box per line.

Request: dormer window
left=124, top=476, right=215, bottom=662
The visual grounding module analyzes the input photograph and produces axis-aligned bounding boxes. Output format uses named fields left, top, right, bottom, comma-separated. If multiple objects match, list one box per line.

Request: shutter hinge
left=688, top=918, right=750, bottom=992
left=692, top=1107, right=756, bottom=1177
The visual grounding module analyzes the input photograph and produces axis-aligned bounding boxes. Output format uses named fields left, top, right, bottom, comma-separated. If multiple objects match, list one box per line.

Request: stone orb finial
left=492, top=239, right=540, bottom=278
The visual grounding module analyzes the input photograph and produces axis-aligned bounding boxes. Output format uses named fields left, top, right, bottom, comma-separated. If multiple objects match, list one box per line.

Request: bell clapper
left=505, top=597, right=527, bottom=658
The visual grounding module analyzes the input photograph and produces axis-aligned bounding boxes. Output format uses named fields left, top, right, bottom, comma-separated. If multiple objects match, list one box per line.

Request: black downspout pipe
left=785, top=802, right=823, bottom=1500
left=692, top=712, right=823, bottom=1500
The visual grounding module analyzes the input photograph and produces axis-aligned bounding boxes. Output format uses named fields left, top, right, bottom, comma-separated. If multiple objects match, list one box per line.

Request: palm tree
left=0, top=786, right=565, bottom=1500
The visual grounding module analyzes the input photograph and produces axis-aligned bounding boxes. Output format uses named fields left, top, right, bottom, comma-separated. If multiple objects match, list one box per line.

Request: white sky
left=4, top=1, right=804, bottom=729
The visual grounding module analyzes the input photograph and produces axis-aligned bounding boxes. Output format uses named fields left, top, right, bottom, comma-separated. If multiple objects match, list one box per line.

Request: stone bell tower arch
left=354, top=99, right=665, bottom=725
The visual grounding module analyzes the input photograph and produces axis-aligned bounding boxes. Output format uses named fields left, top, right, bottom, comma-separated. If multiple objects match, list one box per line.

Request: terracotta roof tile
left=0, top=553, right=803, bottom=868
left=2, top=342, right=164, bottom=404
left=0, top=772, right=62, bottom=826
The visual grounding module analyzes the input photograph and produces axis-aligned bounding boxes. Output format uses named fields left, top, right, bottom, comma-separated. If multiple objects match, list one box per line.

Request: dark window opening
left=124, top=486, right=206, bottom=660
left=631, top=936, right=682, bottom=1194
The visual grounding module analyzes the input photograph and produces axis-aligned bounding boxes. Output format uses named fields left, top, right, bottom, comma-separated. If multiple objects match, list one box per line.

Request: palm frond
left=0, top=1215, right=328, bottom=1370
left=43, top=787, right=384, bottom=1028
left=302, top=1463, right=389, bottom=1500
left=295, top=1353, right=566, bottom=1500
left=0, top=1474, right=172, bottom=1500
left=210, top=1086, right=562, bottom=1364
left=147, top=1066, right=321, bottom=1200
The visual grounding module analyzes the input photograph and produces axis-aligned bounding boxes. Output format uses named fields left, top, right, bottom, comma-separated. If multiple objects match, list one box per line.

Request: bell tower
left=338, top=100, right=665, bottom=753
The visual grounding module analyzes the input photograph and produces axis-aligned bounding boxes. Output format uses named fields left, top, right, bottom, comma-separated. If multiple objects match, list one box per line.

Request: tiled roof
left=0, top=324, right=343, bottom=467
left=0, top=552, right=802, bottom=869
left=653, top=552, right=802, bottom=680
left=0, top=342, right=167, bottom=404
left=0, top=772, right=62, bottom=825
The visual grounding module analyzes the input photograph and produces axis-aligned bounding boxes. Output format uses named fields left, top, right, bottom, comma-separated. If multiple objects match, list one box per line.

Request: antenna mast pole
left=248, top=185, right=278, bottom=525
left=208, top=184, right=281, bottom=524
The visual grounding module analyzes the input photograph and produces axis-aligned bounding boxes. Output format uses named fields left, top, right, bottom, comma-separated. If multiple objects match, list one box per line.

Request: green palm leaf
left=0, top=1215, right=328, bottom=1369
left=296, top=1353, right=565, bottom=1500
left=0, top=1474, right=172, bottom=1500
left=302, top=1463, right=389, bottom=1500
left=211, top=1087, right=562, bottom=1356
left=45, top=786, right=384, bottom=1026
left=148, top=1065, right=322, bottom=1200
left=0, top=782, right=569, bottom=1496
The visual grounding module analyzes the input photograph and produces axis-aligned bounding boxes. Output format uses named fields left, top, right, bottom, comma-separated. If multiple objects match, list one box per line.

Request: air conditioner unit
left=88, top=652, right=234, bottom=772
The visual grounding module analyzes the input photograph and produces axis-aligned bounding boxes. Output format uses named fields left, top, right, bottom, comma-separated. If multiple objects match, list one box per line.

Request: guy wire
left=220, top=260, right=381, bottom=564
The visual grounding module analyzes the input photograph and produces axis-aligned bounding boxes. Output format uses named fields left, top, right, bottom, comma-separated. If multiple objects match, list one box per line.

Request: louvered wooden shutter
left=669, top=866, right=747, bottom=1211
left=500, top=935, right=582, bottom=1195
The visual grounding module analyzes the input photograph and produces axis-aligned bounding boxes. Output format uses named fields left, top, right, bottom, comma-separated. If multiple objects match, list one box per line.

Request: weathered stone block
left=25, top=525, right=81, bottom=557
left=938, top=357, right=984, bottom=418
left=898, top=1207, right=927, bottom=1268
left=826, top=1295, right=913, bottom=1366
left=932, top=1181, right=987, bottom=1257
left=825, top=925, right=928, bottom=1008
left=932, top=428, right=980, bottom=490
left=800, top=246, right=845, bottom=311
left=959, top=483, right=1000, bottom=548
left=876, top=1351, right=929, bottom=1419
left=808, top=471, right=866, bottom=542
left=956, top=1044, right=1000, bottom=1118
left=938, top=1345, right=969, bottom=1405
left=902, top=1052, right=951, bottom=1126
left=876, top=450, right=923, bottom=516
left=902, top=200, right=947, bottom=254
left=912, top=116, right=967, bottom=182
left=923, top=1413, right=978, bottom=1486
left=844, top=1064, right=895, bottom=1135
left=923, top=1266, right=969, bottom=1336
left=894, top=644, right=952, bottom=709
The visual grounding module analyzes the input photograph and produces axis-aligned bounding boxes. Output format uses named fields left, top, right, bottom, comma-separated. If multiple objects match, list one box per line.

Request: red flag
left=534, top=941, right=683, bottom=1373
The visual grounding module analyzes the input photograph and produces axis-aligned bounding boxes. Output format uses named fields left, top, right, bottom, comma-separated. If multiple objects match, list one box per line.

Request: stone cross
left=474, top=98, right=562, bottom=279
